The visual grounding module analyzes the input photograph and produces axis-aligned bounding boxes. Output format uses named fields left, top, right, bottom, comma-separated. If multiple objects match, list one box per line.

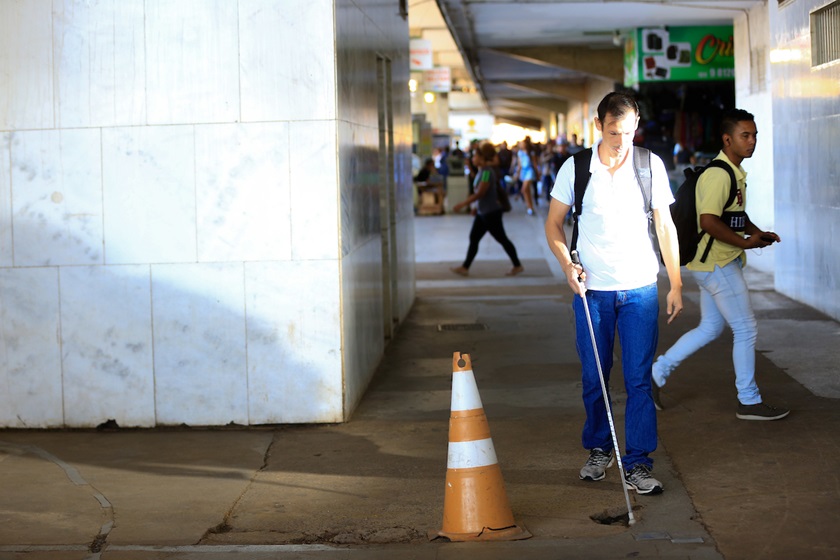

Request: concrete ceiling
left=410, top=0, right=761, bottom=128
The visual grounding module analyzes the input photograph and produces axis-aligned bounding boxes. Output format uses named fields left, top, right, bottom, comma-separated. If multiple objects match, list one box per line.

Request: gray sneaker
left=624, top=464, right=663, bottom=495
left=736, top=402, right=790, bottom=421
left=579, top=448, right=614, bottom=481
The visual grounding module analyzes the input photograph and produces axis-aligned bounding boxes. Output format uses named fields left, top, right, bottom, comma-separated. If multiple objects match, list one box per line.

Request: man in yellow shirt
left=651, top=109, right=789, bottom=421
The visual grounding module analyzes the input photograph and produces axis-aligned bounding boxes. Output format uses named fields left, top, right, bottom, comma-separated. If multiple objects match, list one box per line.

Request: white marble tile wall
left=342, top=238, right=385, bottom=414
left=195, top=122, right=292, bottom=263
left=289, top=120, right=339, bottom=261
left=770, top=0, right=840, bottom=321
left=239, top=0, right=337, bottom=123
left=0, top=0, right=54, bottom=130
left=732, top=9, right=776, bottom=275
left=0, top=268, right=62, bottom=428
left=0, top=0, right=417, bottom=426
left=102, top=126, right=197, bottom=264
left=11, top=128, right=104, bottom=266
left=152, top=263, right=248, bottom=426
left=54, top=0, right=147, bottom=128
left=0, top=134, right=12, bottom=266
left=145, top=0, right=240, bottom=125
left=60, top=265, right=155, bottom=427
left=333, top=0, right=417, bottom=411
left=245, top=261, right=343, bottom=424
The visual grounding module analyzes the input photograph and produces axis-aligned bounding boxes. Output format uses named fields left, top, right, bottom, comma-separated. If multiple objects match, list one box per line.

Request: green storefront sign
left=624, top=26, right=734, bottom=86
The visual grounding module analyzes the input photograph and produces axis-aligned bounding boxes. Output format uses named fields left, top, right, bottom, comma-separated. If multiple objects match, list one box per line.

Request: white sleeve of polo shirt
left=551, top=156, right=577, bottom=206
left=648, top=152, right=675, bottom=209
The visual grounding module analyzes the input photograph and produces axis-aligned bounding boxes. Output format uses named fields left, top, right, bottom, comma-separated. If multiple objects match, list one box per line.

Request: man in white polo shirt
left=545, top=91, right=683, bottom=495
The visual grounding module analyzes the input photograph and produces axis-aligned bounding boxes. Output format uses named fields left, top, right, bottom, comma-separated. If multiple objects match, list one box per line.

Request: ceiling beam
left=491, top=46, right=624, bottom=82
left=500, top=97, right=569, bottom=114
left=495, top=115, right=544, bottom=130
left=498, top=80, right=588, bottom=103
left=490, top=100, right=548, bottom=118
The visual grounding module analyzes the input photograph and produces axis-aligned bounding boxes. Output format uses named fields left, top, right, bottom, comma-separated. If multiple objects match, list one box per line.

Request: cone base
left=435, top=524, right=531, bottom=542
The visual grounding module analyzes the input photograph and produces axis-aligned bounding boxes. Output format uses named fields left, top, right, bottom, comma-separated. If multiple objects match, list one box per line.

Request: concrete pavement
left=1, top=198, right=838, bottom=559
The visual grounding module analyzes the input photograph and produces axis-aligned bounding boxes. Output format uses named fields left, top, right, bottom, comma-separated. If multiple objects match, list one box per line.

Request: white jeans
left=653, top=258, right=761, bottom=405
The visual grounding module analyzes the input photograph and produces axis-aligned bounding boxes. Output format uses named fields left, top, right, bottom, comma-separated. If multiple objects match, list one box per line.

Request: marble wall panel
left=145, top=0, right=239, bottom=125
left=0, top=0, right=54, bottom=130
left=53, top=0, right=146, bottom=128
left=245, top=260, right=342, bottom=424
left=289, top=120, right=339, bottom=260
left=152, top=263, right=247, bottom=426
left=342, top=237, right=385, bottom=416
left=102, top=126, right=196, bottom=264
left=770, top=0, right=840, bottom=321
left=195, top=122, right=292, bottom=262
left=10, top=128, right=104, bottom=266
left=60, top=265, right=154, bottom=427
left=338, top=122, right=379, bottom=258
left=335, top=0, right=377, bottom=128
left=239, top=0, right=337, bottom=123
left=0, top=134, right=11, bottom=266
left=0, top=268, right=62, bottom=427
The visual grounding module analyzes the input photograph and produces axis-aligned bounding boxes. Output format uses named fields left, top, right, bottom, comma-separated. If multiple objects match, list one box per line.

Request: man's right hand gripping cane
left=568, top=250, right=586, bottom=295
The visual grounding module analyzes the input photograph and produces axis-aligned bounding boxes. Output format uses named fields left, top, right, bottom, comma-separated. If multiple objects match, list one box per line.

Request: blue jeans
left=574, top=283, right=659, bottom=471
left=653, top=258, right=760, bottom=405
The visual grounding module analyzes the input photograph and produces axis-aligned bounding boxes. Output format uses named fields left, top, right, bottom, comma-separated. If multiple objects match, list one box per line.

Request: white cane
left=571, top=250, right=636, bottom=526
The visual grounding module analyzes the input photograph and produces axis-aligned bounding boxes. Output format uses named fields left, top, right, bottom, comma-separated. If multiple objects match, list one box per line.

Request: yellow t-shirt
left=686, top=152, right=747, bottom=272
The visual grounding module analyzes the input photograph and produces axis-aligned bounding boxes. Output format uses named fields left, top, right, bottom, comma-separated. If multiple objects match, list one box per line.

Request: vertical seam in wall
left=193, top=125, right=198, bottom=259
left=56, top=266, right=65, bottom=427
left=51, top=0, right=57, bottom=129
left=99, top=129, right=106, bottom=263
left=7, top=135, right=15, bottom=266
left=243, top=262, right=250, bottom=425
left=236, top=0, right=243, bottom=124
left=149, top=264, right=157, bottom=425
left=143, top=0, right=148, bottom=125
left=332, top=0, right=347, bottom=421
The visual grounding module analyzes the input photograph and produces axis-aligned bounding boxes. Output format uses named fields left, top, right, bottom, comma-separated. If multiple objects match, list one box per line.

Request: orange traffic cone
left=436, top=352, right=531, bottom=542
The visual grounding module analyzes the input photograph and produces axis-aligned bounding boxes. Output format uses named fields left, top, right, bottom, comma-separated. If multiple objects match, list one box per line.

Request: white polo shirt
left=552, top=142, right=673, bottom=291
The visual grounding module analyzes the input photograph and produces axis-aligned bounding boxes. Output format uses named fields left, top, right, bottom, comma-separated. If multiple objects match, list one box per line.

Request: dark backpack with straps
left=669, top=160, right=739, bottom=266
left=570, top=147, right=658, bottom=255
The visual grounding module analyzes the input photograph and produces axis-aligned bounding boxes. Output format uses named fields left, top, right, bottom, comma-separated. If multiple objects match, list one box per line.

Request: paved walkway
left=1, top=199, right=838, bottom=559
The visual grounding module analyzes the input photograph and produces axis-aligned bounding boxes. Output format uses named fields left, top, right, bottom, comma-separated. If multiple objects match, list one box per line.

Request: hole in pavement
left=590, top=505, right=640, bottom=527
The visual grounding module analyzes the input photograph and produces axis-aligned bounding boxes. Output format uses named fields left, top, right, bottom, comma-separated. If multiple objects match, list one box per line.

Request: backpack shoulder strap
left=633, top=146, right=660, bottom=257
left=706, top=159, right=739, bottom=209
left=632, top=146, right=653, bottom=214
left=570, top=148, right=593, bottom=252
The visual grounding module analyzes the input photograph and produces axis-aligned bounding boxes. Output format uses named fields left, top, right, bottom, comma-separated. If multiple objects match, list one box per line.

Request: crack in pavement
left=0, top=441, right=115, bottom=557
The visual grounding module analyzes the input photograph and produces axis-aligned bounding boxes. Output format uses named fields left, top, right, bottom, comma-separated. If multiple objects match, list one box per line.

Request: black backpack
left=571, top=147, right=657, bottom=255
left=670, top=160, right=738, bottom=266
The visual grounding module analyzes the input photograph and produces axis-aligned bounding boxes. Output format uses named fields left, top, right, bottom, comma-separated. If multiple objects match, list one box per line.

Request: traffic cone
left=436, top=352, right=531, bottom=541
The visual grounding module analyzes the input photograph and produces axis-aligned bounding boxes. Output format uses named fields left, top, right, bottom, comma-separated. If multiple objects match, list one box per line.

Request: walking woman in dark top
left=450, top=141, right=524, bottom=277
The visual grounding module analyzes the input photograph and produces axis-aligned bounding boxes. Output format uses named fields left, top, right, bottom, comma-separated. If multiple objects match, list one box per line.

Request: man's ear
left=594, top=117, right=603, bottom=132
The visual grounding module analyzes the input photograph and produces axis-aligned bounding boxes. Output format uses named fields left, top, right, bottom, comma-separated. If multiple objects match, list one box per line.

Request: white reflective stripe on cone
left=451, top=369, right=483, bottom=412
left=447, top=438, right=498, bottom=469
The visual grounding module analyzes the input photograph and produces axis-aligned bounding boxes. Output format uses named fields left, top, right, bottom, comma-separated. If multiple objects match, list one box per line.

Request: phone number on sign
left=704, top=67, right=735, bottom=78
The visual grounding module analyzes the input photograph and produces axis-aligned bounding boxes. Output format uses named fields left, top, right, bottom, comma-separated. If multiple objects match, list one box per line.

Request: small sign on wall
left=423, top=67, right=451, bottom=92
left=410, top=39, right=433, bottom=70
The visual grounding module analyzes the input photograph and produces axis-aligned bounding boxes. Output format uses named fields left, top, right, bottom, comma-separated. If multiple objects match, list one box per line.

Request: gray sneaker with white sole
left=624, top=464, right=663, bottom=495
left=579, top=448, right=614, bottom=481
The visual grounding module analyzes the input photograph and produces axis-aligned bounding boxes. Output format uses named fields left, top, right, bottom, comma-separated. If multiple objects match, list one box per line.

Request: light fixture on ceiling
left=424, top=92, right=436, bottom=104
left=612, top=30, right=623, bottom=47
